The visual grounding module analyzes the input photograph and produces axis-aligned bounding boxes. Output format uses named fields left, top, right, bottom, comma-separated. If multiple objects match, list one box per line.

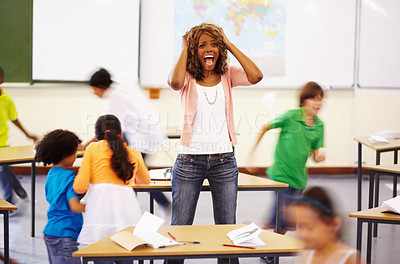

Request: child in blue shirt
left=35, top=129, right=85, bottom=264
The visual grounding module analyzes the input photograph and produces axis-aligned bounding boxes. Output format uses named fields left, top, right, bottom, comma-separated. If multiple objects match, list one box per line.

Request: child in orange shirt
left=73, top=114, right=150, bottom=253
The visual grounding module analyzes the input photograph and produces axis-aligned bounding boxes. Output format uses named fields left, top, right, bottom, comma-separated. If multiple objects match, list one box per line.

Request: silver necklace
left=202, top=86, right=218, bottom=105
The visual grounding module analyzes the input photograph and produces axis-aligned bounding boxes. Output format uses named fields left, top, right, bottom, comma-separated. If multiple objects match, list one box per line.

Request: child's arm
left=133, top=151, right=151, bottom=184
left=248, top=123, right=271, bottom=157
left=135, top=168, right=150, bottom=184
left=12, top=118, right=38, bottom=142
left=68, top=197, right=85, bottom=213
left=245, top=123, right=271, bottom=174
left=80, top=136, right=98, bottom=150
left=219, top=27, right=263, bottom=84
left=73, top=147, right=91, bottom=194
left=168, top=36, right=188, bottom=90
left=312, top=149, right=326, bottom=163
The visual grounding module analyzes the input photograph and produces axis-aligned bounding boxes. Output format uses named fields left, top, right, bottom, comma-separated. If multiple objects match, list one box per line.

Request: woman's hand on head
left=217, top=26, right=232, bottom=49
left=182, top=34, right=188, bottom=50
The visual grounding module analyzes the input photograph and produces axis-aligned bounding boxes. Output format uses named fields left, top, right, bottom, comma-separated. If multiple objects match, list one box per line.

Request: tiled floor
left=1, top=173, right=399, bottom=263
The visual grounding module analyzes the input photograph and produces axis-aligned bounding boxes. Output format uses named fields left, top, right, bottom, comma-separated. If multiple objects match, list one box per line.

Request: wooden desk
left=0, top=145, right=37, bottom=237
left=364, top=164, right=400, bottom=209
left=73, top=224, right=304, bottom=264
left=0, top=145, right=84, bottom=237
left=349, top=207, right=400, bottom=264
left=354, top=136, right=400, bottom=211
left=133, top=173, right=289, bottom=234
left=0, top=199, right=17, bottom=264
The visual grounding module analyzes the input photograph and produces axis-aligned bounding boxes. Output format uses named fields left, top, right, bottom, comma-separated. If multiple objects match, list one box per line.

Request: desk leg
left=275, top=190, right=282, bottom=234
left=358, top=143, right=362, bottom=211
left=373, top=152, right=381, bottom=238
left=356, top=219, right=362, bottom=262
left=368, top=171, right=375, bottom=209
left=150, top=192, right=154, bottom=214
left=367, top=222, right=373, bottom=264
left=394, top=150, right=398, bottom=197
left=373, top=173, right=380, bottom=237
left=31, top=161, right=36, bottom=237
left=3, top=211, right=10, bottom=264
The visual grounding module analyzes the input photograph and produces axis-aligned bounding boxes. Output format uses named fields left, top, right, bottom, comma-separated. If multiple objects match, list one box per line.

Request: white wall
left=4, top=84, right=400, bottom=168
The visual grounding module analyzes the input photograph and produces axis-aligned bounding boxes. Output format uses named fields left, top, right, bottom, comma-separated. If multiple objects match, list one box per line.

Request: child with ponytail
left=73, top=114, right=150, bottom=252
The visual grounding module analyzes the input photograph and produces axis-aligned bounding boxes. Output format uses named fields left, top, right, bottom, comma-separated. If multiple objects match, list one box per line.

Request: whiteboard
left=139, top=0, right=356, bottom=88
left=32, top=0, right=139, bottom=82
left=358, top=0, right=400, bottom=88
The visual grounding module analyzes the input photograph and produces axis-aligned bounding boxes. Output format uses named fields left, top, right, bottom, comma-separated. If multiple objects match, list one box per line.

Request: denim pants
left=165, top=152, right=239, bottom=264
left=270, top=187, right=303, bottom=232
left=44, top=234, right=81, bottom=264
left=0, top=165, right=28, bottom=203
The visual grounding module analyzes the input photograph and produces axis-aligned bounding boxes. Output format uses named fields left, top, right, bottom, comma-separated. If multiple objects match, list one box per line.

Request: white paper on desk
left=374, top=130, right=400, bottom=139
left=111, top=212, right=179, bottom=250
left=381, top=195, right=400, bottom=214
left=368, top=135, right=389, bottom=143
left=134, top=211, right=165, bottom=237
left=149, top=168, right=172, bottom=180
left=226, top=223, right=265, bottom=247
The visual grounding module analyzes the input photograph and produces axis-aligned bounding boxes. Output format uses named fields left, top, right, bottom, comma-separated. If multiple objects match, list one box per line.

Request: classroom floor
left=1, top=173, right=399, bottom=264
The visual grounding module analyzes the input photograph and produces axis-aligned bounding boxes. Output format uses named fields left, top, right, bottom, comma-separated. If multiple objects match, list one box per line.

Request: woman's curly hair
left=185, top=23, right=229, bottom=81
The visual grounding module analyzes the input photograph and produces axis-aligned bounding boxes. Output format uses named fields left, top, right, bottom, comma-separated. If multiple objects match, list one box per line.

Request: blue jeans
left=171, top=152, right=238, bottom=225
left=270, top=187, right=303, bottom=232
left=0, top=165, right=28, bottom=203
left=165, top=152, right=239, bottom=264
left=44, top=234, right=80, bottom=264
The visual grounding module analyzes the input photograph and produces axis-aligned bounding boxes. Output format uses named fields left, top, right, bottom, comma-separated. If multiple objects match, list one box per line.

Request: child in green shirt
left=248, top=81, right=326, bottom=235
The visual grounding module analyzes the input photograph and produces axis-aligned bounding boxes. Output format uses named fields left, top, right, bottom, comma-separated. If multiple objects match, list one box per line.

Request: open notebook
left=111, top=212, right=179, bottom=250
left=381, top=195, right=400, bottom=214
left=226, top=223, right=265, bottom=247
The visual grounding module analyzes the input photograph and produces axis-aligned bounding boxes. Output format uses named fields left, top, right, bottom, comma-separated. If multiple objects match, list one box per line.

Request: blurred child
left=73, top=114, right=150, bottom=264
left=35, top=129, right=85, bottom=264
left=292, top=186, right=363, bottom=264
left=248, top=81, right=326, bottom=235
left=0, top=66, right=38, bottom=207
left=87, top=68, right=170, bottom=214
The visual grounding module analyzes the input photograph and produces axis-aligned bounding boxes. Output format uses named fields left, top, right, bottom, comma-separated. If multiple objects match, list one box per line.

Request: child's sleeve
left=132, top=150, right=150, bottom=184
left=73, top=145, right=92, bottom=194
left=66, top=181, right=80, bottom=202
left=268, top=111, right=288, bottom=129
left=312, top=123, right=325, bottom=150
left=8, top=96, right=18, bottom=121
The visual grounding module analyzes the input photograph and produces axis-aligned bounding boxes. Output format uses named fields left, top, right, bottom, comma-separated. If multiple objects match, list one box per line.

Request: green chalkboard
left=0, top=0, right=32, bottom=82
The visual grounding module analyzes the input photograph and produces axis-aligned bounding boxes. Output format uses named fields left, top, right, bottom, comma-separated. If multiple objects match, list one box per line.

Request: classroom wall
left=5, top=84, right=400, bottom=169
